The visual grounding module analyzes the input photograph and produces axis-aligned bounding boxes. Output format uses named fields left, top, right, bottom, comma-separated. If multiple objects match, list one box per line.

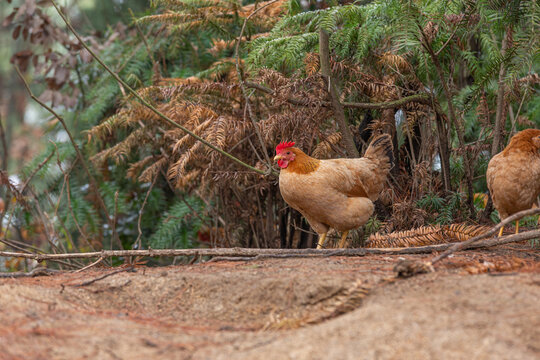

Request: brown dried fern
left=378, top=52, right=412, bottom=73
left=366, top=223, right=490, bottom=248
left=312, top=132, right=342, bottom=159
left=139, top=156, right=168, bottom=183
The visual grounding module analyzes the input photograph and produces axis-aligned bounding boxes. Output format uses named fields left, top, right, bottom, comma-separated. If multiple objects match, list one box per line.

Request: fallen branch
left=74, top=256, right=104, bottom=273
left=0, top=268, right=61, bottom=278
left=431, top=207, right=540, bottom=265
left=70, top=266, right=134, bottom=287
left=206, top=250, right=353, bottom=263
left=1, top=227, right=537, bottom=263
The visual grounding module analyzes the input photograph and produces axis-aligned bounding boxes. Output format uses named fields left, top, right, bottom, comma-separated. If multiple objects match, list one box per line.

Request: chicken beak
left=274, top=154, right=283, bottom=162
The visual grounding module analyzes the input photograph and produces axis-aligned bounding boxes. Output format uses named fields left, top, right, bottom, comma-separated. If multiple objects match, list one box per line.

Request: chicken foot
left=316, top=232, right=328, bottom=249
left=338, top=231, right=350, bottom=248
left=498, top=221, right=521, bottom=237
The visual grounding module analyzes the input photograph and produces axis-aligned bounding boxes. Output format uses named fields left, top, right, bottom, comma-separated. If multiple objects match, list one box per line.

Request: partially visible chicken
left=487, top=129, right=540, bottom=236
left=274, top=134, right=393, bottom=248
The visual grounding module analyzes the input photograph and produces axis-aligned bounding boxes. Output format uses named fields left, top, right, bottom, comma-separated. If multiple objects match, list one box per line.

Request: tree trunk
left=319, top=28, right=359, bottom=158
left=420, top=24, right=475, bottom=215
left=434, top=111, right=452, bottom=192
left=491, top=27, right=512, bottom=156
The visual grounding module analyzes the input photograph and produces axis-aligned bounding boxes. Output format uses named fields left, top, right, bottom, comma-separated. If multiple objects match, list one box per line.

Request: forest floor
left=0, top=243, right=539, bottom=360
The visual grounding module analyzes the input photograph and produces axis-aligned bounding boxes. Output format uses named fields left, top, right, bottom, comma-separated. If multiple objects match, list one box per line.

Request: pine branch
left=244, top=81, right=430, bottom=109
left=20, top=149, right=55, bottom=193
left=50, top=0, right=266, bottom=176
left=342, top=94, right=431, bottom=109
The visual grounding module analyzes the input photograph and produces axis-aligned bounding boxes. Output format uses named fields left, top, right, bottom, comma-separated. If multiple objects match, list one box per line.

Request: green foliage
left=20, top=142, right=75, bottom=194
left=247, top=2, right=391, bottom=72
left=11, top=2, right=215, bottom=252
left=416, top=192, right=445, bottom=213
left=148, top=197, right=205, bottom=249
left=437, top=192, right=463, bottom=224
left=364, top=215, right=381, bottom=237
left=99, top=182, right=129, bottom=216
left=60, top=181, right=101, bottom=236
left=417, top=192, right=465, bottom=224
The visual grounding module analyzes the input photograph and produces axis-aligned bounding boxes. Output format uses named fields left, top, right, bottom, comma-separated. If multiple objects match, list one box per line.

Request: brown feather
left=487, top=128, right=540, bottom=219
left=501, top=128, right=540, bottom=156
left=284, top=148, right=321, bottom=174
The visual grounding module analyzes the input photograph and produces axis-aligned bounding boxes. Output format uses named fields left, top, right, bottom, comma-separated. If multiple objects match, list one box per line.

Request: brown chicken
left=274, top=134, right=393, bottom=248
left=486, top=128, right=540, bottom=236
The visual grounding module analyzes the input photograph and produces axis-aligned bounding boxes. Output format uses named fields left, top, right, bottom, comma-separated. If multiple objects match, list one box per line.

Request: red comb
left=276, top=141, right=295, bottom=153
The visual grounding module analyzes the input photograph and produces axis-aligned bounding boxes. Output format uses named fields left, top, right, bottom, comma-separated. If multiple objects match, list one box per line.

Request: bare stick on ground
left=1, top=226, right=538, bottom=263
left=430, top=207, right=540, bottom=265
left=392, top=208, right=540, bottom=278
left=74, top=257, right=105, bottom=273
left=0, top=268, right=61, bottom=278
left=69, top=266, right=135, bottom=287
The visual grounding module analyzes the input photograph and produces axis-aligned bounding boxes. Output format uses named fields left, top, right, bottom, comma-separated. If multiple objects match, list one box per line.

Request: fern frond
left=366, top=223, right=489, bottom=248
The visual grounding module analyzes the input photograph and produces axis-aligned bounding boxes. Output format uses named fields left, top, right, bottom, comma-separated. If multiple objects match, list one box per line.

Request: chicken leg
left=316, top=232, right=328, bottom=249
left=338, top=231, right=349, bottom=248
left=499, top=220, right=521, bottom=237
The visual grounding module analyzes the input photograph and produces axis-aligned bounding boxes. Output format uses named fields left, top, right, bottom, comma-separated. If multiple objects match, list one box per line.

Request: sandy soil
left=0, top=244, right=538, bottom=360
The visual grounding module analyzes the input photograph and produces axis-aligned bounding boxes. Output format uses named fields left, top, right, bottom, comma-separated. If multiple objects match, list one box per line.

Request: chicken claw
left=338, top=231, right=349, bottom=248
left=316, top=232, right=327, bottom=249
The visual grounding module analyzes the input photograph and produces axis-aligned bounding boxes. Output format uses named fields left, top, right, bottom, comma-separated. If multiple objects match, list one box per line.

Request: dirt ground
left=0, top=243, right=538, bottom=360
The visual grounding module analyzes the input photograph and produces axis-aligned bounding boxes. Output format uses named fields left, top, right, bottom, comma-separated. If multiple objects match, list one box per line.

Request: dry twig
left=431, top=208, right=540, bottom=265
left=69, top=266, right=135, bottom=287
left=0, top=268, right=61, bottom=278
left=1, top=226, right=537, bottom=264
left=74, top=257, right=105, bottom=273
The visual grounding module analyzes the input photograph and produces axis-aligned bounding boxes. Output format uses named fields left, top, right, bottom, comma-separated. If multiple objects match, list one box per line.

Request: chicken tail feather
left=364, top=134, right=394, bottom=169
